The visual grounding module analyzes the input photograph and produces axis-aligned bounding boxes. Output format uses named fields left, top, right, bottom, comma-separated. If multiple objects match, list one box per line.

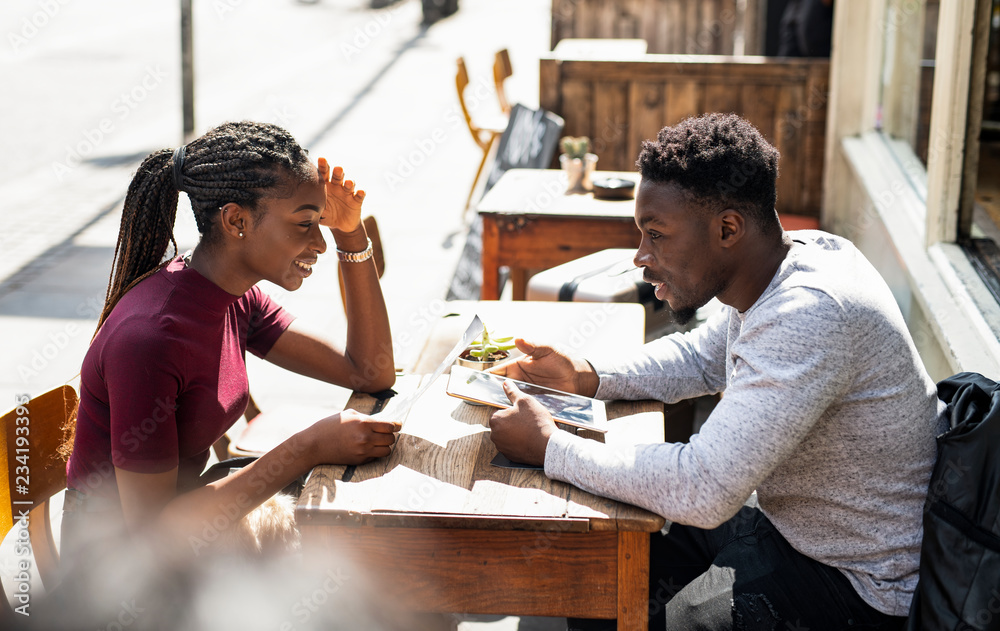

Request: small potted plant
left=456, top=323, right=516, bottom=371
left=559, top=136, right=598, bottom=193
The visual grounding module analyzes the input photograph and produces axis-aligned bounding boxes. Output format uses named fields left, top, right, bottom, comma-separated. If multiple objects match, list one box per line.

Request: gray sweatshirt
left=544, top=231, right=946, bottom=616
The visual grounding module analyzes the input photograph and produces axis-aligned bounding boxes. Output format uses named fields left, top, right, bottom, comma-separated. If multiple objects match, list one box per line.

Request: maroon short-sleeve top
left=67, top=257, right=295, bottom=497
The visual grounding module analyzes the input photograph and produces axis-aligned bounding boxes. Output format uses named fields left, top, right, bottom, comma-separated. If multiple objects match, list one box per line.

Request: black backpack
left=906, top=372, right=1000, bottom=630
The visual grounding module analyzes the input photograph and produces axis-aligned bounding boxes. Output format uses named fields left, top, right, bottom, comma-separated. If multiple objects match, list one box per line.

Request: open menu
left=370, top=314, right=607, bottom=469
left=371, top=315, right=485, bottom=425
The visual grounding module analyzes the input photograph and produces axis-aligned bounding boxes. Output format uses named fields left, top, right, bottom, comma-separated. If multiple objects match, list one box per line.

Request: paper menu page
left=371, top=314, right=484, bottom=425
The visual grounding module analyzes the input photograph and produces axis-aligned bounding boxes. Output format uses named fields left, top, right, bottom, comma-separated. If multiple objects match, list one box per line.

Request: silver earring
left=239, top=232, right=244, bottom=238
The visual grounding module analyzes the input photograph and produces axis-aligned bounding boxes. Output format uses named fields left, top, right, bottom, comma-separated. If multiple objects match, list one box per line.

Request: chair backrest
left=455, top=56, right=492, bottom=151
left=493, top=49, right=513, bottom=115
left=337, top=215, right=385, bottom=312
left=1, top=385, right=77, bottom=615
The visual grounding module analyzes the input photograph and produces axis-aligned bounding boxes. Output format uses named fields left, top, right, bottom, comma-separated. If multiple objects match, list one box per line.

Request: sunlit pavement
left=1, top=0, right=564, bottom=628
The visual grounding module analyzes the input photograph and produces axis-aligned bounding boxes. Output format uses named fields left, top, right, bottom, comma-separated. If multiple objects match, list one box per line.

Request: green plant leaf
left=466, top=321, right=516, bottom=359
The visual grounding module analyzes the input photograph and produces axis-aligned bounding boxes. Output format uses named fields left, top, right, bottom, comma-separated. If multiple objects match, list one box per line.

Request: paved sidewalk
left=1, top=1, right=568, bottom=628
left=0, top=0, right=548, bottom=406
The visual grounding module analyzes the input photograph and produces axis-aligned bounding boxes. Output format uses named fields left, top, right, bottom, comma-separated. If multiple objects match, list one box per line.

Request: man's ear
left=717, top=209, right=745, bottom=248
left=218, top=203, right=250, bottom=239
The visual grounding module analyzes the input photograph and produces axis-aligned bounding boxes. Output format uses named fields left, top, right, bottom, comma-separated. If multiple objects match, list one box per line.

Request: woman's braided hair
left=97, top=121, right=314, bottom=329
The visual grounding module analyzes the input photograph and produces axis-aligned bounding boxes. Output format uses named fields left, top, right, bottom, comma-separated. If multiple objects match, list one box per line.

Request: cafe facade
left=822, top=0, right=1000, bottom=380
left=545, top=0, right=1000, bottom=381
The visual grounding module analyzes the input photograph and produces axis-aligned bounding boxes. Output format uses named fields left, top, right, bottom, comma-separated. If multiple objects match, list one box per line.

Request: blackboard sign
left=446, top=214, right=487, bottom=301
left=446, top=104, right=564, bottom=300
left=483, top=104, right=565, bottom=194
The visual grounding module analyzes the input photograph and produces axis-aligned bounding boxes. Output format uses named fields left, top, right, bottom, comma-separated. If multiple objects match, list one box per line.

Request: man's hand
left=318, top=157, right=365, bottom=232
left=488, top=381, right=558, bottom=467
left=489, top=339, right=599, bottom=397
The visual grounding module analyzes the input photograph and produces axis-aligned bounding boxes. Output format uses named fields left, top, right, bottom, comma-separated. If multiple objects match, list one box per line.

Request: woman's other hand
left=318, top=157, right=365, bottom=232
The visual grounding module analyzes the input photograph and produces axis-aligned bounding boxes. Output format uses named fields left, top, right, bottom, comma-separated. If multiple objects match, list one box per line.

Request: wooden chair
left=456, top=56, right=507, bottom=212
left=1, top=385, right=77, bottom=618
left=222, top=216, right=386, bottom=458
left=493, top=48, right=513, bottom=115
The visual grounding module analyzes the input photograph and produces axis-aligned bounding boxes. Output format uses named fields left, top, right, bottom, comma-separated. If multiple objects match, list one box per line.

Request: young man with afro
left=488, top=113, right=943, bottom=630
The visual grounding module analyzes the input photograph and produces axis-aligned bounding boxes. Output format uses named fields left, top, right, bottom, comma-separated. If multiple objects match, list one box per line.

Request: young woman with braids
left=61, top=121, right=398, bottom=558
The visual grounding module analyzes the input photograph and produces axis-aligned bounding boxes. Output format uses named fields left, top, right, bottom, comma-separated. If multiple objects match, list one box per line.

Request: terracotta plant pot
left=560, top=153, right=599, bottom=193
left=454, top=348, right=510, bottom=406
left=455, top=348, right=509, bottom=372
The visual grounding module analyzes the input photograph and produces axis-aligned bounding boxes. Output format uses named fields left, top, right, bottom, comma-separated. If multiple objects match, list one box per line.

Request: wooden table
left=295, top=301, right=664, bottom=629
left=477, top=169, right=642, bottom=300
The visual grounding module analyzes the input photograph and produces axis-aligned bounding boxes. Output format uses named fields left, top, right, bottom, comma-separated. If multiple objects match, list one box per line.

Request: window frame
left=824, top=0, right=1000, bottom=377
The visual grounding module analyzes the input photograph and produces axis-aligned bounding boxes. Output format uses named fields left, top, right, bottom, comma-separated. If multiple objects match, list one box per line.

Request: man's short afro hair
left=636, top=113, right=780, bottom=232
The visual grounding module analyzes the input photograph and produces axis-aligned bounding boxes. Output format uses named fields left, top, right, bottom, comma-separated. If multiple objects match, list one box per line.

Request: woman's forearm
left=156, top=427, right=316, bottom=549
left=333, top=224, right=395, bottom=392
left=141, top=410, right=396, bottom=555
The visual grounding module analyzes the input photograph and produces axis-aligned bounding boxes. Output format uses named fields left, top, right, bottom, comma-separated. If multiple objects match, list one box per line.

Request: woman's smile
left=293, top=258, right=315, bottom=277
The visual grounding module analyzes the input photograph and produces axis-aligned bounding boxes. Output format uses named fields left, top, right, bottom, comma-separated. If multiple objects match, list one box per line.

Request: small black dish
left=592, top=177, right=636, bottom=200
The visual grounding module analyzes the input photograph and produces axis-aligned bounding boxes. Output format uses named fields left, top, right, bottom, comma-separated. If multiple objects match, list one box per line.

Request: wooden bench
left=539, top=53, right=830, bottom=219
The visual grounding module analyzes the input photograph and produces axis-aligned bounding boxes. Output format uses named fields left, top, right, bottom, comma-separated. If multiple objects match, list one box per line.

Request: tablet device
left=489, top=453, right=544, bottom=470
left=447, top=365, right=608, bottom=433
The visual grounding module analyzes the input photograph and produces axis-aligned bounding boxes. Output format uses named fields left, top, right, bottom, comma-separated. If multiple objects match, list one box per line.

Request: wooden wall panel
left=541, top=55, right=831, bottom=217
left=640, top=0, right=660, bottom=51
left=775, top=85, right=805, bottom=212
left=560, top=80, right=594, bottom=147
left=683, top=0, right=700, bottom=53
left=743, top=0, right=765, bottom=54
left=663, top=0, right=682, bottom=55
left=802, top=63, right=831, bottom=213
left=596, top=0, right=614, bottom=39
left=628, top=83, right=666, bottom=166
left=718, top=0, right=736, bottom=57
left=593, top=82, right=630, bottom=171
left=664, top=82, right=702, bottom=125
left=701, top=0, right=719, bottom=55
left=704, top=82, right=740, bottom=116
left=740, top=83, right=779, bottom=143
left=550, top=0, right=758, bottom=56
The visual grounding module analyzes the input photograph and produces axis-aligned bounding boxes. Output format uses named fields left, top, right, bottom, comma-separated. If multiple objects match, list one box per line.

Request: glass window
left=877, top=0, right=938, bottom=176
left=973, top=0, right=1000, bottom=242
left=966, top=0, right=1000, bottom=304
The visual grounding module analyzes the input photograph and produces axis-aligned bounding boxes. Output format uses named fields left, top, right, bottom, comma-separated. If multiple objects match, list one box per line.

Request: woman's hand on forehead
left=318, top=157, right=365, bottom=232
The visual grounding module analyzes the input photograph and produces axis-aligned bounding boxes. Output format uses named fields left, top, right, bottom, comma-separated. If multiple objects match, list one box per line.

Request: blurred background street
left=0, top=0, right=549, bottom=412
left=0, top=0, right=563, bottom=628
